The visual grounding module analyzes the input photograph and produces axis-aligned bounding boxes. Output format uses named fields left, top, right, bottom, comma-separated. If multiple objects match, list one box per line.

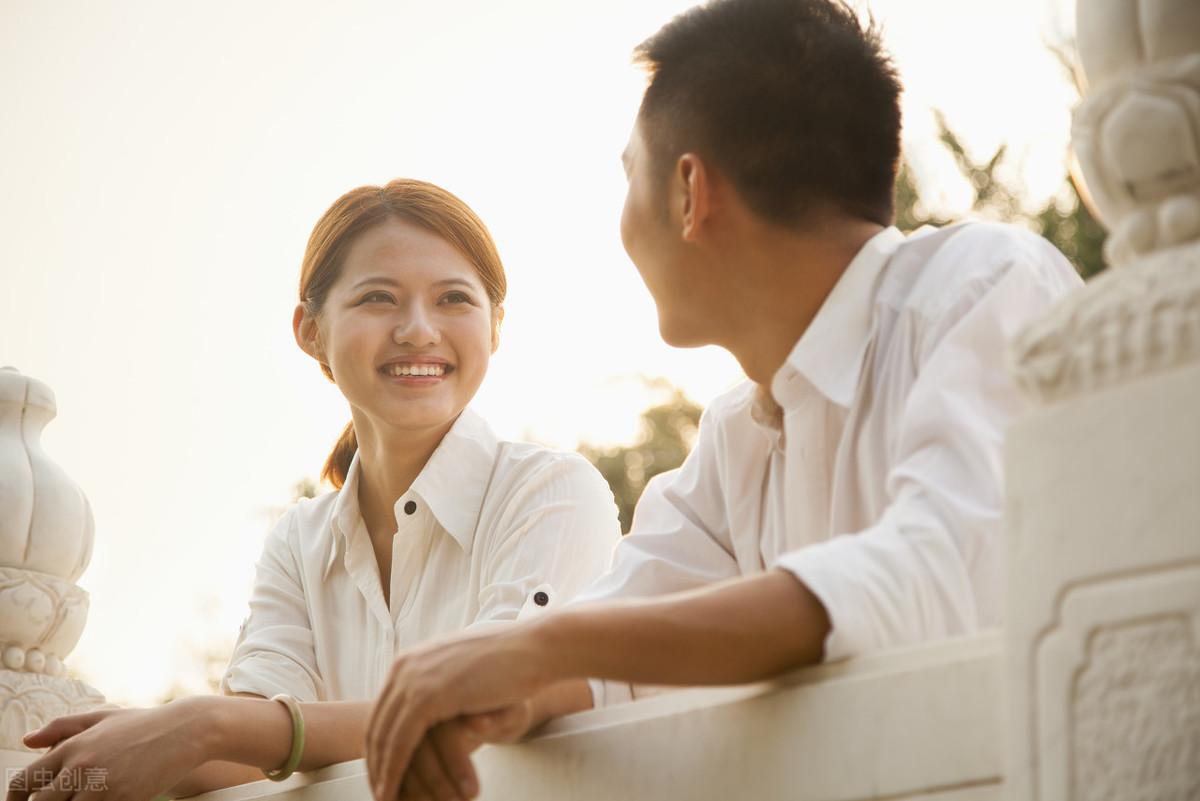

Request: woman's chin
left=374, top=400, right=465, bottom=435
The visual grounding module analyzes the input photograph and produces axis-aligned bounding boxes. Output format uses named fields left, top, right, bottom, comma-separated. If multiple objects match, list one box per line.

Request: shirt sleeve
left=221, top=507, right=327, bottom=702
left=570, top=400, right=746, bottom=706
left=466, top=453, right=622, bottom=632
left=776, top=249, right=1079, bottom=662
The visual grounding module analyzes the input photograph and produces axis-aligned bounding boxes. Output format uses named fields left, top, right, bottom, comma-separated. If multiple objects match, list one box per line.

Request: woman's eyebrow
left=348, top=276, right=476, bottom=291
left=350, top=275, right=401, bottom=290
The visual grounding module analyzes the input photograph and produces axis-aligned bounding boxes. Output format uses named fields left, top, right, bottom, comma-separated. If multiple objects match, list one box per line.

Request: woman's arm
left=10, top=697, right=372, bottom=800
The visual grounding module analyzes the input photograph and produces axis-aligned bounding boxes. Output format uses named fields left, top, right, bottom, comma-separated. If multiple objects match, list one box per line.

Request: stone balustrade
left=193, top=634, right=1003, bottom=801
left=3, top=1, right=1199, bottom=799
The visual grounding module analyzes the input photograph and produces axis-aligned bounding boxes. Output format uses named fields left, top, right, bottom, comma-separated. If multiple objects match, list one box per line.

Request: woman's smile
left=378, top=357, right=456, bottom=386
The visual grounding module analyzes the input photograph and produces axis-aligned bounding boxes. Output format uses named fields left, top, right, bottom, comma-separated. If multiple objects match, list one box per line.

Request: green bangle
left=263, top=694, right=306, bottom=782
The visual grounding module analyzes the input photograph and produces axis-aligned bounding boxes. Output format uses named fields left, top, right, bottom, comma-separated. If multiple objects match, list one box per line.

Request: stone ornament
left=1011, top=0, right=1200, bottom=403
left=0, top=367, right=105, bottom=751
left=1010, top=242, right=1200, bottom=403
left=1004, top=2, right=1200, bottom=799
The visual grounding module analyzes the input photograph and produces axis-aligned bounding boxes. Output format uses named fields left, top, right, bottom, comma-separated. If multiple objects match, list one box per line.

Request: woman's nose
left=392, top=303, right=440, bottom=347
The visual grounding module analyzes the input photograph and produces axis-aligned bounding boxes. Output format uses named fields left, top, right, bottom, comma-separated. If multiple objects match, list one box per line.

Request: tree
left=578, top=380, right=702, bottom=533
left=895, top=110, right=1106, bottom=279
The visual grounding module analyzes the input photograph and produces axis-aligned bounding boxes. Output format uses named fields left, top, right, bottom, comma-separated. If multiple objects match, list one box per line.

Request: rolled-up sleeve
left=221, top=508, right=327, bottom=701
left=776, top=258, right=1073, bottom=661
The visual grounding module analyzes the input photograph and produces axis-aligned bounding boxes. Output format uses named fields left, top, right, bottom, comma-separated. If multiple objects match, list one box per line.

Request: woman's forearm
left=168, top=761, right=265, bottom=798
left=193, top=697, right=372, bottom=776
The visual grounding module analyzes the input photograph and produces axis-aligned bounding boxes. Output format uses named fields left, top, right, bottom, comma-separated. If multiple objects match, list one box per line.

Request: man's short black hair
left=635, top=0, right=902, bottom=227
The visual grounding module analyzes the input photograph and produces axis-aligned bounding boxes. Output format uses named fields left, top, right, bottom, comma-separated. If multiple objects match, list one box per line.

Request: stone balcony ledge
left=194, top=633, right=1003, bottom=801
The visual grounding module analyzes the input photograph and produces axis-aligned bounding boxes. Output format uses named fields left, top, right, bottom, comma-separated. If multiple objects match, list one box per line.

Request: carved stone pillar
left=1005, top=1, right=1200, bottom=798
left=0, top=368, right=105, bottom=753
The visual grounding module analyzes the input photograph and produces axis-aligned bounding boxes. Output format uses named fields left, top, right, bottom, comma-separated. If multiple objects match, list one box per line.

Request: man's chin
left=658, top=316, right=710, bottom=349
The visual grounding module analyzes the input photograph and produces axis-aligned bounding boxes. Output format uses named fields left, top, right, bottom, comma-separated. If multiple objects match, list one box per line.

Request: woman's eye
left=360, top=291, right=394, bottom=304
left=440, top=291, right=472, bottom=305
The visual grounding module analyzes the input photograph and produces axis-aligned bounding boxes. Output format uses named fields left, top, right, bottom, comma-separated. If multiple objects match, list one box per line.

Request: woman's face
left=311, top=217, right=496, bottom=439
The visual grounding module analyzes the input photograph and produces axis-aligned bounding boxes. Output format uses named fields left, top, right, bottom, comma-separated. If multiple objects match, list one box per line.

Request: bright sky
left=0, top=0, right=1077, bottom=705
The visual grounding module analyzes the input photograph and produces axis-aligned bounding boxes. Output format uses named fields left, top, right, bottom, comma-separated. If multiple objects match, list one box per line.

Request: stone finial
left=1009, top=0, right=1200, bottom=404
left=0, top=368, right=104, bottom=752
left=1072, top=0, right=1200, bottom=268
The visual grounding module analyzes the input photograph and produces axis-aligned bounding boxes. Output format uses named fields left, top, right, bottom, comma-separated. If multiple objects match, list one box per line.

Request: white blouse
left=579, top=223, right=1083, bottom=705
left=221, top=408, right=621, bottom=702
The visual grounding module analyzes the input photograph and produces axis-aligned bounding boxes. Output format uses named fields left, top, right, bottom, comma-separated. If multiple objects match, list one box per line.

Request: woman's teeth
left=383, top=363, right=447, bottom=377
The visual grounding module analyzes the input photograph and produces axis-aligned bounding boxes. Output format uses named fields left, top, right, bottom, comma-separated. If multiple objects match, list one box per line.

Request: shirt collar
left=322, top=407, right=500, bottom=580
left=771, top=226, right=905, bottom=410
left=407, top=407, right=499, bottom=553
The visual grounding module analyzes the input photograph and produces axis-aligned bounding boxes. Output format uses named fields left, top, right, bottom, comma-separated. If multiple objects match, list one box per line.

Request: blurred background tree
left=896, top=109, right=1106, bottom=279
left=579, top=378, right=702, bottom=533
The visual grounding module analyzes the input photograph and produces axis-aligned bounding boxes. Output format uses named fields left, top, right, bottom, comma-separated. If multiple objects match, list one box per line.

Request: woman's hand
left=6, top=699, right=216, bottom=801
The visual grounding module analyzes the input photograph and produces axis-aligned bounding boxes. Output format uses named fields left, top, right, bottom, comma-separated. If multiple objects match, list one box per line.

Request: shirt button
left=533, top=591, right=549, bottom=607
left=403, top=500, right=417, bottom=515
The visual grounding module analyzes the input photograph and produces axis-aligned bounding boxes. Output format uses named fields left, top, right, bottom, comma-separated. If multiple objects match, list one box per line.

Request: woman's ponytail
left=322, top=421, right=358, bottom=489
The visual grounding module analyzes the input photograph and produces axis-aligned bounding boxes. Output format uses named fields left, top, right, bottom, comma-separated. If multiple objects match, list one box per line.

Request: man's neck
left=717, top=219, right=884, bottom=387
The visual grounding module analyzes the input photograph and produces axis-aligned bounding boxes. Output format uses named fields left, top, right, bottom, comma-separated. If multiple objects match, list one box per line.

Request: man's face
left=619, top=119, right=710, bottom=347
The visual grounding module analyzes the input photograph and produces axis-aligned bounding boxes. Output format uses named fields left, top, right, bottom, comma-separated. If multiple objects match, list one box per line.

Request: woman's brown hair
left=299, top=179, right=507, bottom=489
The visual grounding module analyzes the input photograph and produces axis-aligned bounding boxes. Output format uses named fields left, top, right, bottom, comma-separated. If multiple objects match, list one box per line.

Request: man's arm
left=542, top=569, right=829, bottom=686
left=365, top=569, right=829, bottom=800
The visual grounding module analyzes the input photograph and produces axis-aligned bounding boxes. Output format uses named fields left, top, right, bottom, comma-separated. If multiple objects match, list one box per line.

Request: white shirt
left=579, top=222, right=1083, bottom=705
left=222, top=408, right=621, bottom=702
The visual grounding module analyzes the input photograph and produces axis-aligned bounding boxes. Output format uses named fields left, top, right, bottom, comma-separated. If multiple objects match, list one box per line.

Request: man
left=364, top=1, right=1083, bottom=798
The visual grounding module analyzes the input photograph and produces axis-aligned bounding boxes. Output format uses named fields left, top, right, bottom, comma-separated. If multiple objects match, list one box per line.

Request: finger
left=431, top=723, right=478, bottom=800
left=374, top=697, right=429, bottom=801
left=22, top=711, right=104, bottom=749
left=411, top=737, right=459, bottom=801
left=400, top=770, right=433, bottom=801
left=5, top=753, right=62, bottom=801
left=26, top=767, right=78, bottom=801
left=367, top=681, right=403, bottom=800
left=466, top=701, right=532, bottom=744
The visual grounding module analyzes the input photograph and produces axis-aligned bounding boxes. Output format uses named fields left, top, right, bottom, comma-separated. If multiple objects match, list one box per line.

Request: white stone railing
left=194, top=634, right=1003, bottom=801
left=4, top=1, right=1199, bottom=799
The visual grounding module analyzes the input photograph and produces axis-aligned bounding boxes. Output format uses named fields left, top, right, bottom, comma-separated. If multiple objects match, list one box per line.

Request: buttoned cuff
left=516, top=582, right=557, bottom=622
left=221, top=653, right=321, bottom=702
left=773, top=539, right=875, bottom=664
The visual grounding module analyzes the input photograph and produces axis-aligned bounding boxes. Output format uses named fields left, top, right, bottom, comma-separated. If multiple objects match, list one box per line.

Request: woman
left=10, top=179, right=620, bottom=800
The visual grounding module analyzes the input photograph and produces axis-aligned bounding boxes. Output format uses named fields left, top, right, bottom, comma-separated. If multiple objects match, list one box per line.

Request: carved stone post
left=1005, top=1, right=1200, bottom=798
left=0, top=368, right=105, bottom=753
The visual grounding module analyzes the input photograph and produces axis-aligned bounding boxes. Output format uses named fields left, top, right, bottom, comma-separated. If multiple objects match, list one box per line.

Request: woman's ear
left=491, top=304, right=505, bottom=354
left=293, top=303, right=325, bottom=362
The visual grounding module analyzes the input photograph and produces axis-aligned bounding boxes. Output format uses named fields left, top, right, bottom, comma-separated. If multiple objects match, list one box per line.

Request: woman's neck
left=352, top=413, right=455, bottom=541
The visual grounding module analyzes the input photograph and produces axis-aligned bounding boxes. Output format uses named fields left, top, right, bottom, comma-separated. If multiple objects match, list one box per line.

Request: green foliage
left=896, top=110, right=1107, bottom=279
left=579, top=382, right=702, bottom=533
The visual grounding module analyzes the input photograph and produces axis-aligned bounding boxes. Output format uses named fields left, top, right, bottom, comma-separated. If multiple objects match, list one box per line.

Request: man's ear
left=293, top=303, right=325, bottom=362
left=491, top=305, right=505, bottom=353
left=677, top=153, right=711, bottom=242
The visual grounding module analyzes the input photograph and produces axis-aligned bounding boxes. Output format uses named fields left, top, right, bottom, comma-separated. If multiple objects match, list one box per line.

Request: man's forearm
left=533, top=570, right=830, bottom=688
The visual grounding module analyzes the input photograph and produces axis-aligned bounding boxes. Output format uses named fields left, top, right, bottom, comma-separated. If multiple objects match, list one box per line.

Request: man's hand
left=366, top=626, right=554, bottom=801
left=391, top=703, right=535, bottom=800
left=366, top=570, right=829, bottom=800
